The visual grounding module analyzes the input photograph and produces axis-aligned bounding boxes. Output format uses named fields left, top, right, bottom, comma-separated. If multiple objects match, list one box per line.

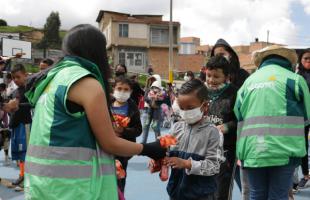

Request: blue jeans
left=245, top=164, right=296, bottom=200
left=142, top=108, right=161, bottom=144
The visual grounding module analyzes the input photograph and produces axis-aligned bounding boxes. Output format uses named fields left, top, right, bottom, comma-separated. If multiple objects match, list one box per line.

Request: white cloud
left=0, top=0, right=307, bottom=45
left=300, top=0, right=310, bottom=14
left=169, top=0, right=298, bottom=45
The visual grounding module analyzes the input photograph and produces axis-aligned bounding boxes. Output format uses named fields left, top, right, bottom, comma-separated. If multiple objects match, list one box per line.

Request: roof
left=112, top=19, right=180, bottom=25
left=96, top=10, right=164, bottom=23
left=96, top=10, right=130, bottom=22
left=132, top=14, right=163, bottom=18
left=180, top=37, right=200, bottom=43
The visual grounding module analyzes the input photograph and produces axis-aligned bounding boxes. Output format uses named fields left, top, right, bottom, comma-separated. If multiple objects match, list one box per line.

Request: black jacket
left=111, top=99, right=142, bottom=142
left=211, top=39, right=249, bottom=89
left=130, top=81, right=145, bottom=106
left=10, top=86, right=32, bottom=128
left=298, top=68, right=310, bottom=90
left=206, top=84, right=238, bottom=151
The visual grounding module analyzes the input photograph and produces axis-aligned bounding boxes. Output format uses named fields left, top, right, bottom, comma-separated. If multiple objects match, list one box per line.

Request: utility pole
left=168, top=0, right=173, bottom=83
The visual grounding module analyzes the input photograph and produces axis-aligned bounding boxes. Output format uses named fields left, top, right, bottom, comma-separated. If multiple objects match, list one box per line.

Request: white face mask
left=184, top=76, right=190, bottom=82
left=179, top=105, right=204, bottom=124
left=172, top=100, right=180, bottom=113
left=113, top=91, right=131, bottom=103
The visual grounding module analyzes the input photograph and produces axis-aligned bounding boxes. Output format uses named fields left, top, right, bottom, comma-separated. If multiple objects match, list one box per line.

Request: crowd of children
left=0, top=63, right=31, bottom=192
left=0, top=32, right=309, bottom=200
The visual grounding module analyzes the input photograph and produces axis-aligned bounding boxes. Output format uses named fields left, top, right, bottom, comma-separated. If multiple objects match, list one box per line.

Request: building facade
left=178, top=37, right=210, bottom=73
left=96, top=10, right=180, bottom=78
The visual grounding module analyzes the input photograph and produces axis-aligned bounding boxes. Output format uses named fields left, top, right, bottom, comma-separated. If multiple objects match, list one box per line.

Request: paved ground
left=1, top=133, right=309, bottom=200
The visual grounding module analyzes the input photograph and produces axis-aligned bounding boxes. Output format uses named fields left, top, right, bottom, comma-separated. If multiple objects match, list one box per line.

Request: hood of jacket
left=211, top=38, right=240, bottom=70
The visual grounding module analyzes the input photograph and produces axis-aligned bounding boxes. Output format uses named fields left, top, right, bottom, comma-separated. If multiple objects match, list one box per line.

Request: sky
left=2, top=0, right=310, bottom=46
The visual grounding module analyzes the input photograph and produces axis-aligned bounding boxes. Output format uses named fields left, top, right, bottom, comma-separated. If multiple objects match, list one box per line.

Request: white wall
left=103, top=22, right=112, bottom=47
left=129, top=23, right=147, bottom=39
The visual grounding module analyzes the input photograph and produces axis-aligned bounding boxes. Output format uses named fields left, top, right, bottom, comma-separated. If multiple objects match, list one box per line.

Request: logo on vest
left=248, top=81, right=275, bottom=91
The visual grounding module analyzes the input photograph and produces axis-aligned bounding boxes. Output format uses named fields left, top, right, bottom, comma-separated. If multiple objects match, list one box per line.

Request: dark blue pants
left=246, top=164, right=296, bottom=200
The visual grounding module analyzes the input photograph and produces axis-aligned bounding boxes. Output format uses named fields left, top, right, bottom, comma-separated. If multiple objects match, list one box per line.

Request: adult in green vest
left=234, top=45, right=310, bottom=200
left=24, top=24, right=166, bottom=200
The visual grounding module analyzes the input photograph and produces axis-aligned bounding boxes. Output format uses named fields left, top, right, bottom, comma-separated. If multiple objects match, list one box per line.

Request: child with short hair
left=165, top=79, right=225, bottom=200
left=111, top=76, right=142, bottom=192
left=205, top=55, right=238, bottom=200
left=9, top=64, right=32, bottom=191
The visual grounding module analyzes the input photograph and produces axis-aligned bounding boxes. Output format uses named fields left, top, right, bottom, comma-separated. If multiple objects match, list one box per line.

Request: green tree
left=0, top=19, right=8, bottom=26
left=38, top=11, right=61, bottom=52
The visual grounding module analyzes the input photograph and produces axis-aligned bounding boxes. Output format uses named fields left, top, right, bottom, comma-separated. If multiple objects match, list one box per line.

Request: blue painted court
left=1, top=133, right=309, bottom=200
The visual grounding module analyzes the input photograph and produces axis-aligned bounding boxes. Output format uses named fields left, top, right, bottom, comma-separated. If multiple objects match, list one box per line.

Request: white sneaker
left=14, top=186, right=24, bottom=192
left=4, top=156, right=10, bottom=166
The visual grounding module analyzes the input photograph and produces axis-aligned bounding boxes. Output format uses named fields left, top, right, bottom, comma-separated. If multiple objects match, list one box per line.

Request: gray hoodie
left=167, top=118, right=225, bottom=200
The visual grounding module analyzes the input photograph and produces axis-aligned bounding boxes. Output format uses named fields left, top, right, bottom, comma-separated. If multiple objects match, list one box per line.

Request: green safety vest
left=234, top=59, right=310, bottom=168
left=24, top=56, right=118, bottom=200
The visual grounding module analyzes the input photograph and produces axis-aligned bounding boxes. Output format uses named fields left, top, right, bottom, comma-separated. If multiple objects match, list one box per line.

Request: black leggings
left=215, top=150, right=236, bottom=200
left=301, top=126, right=309, bottom=176
left=115, top=156, right=129, bottom=192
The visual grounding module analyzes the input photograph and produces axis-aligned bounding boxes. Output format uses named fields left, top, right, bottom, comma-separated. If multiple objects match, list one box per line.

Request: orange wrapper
left=115, top=160, right=126, bottom=179
left=159, top=134, right=177, bottom=148
left=148, top=135, right=177, bottom=181
left=113, top=115, right=131, bottom=128
left=148, top=159, right=162, bottom=173
left=159, top=162, right=169, bottom=181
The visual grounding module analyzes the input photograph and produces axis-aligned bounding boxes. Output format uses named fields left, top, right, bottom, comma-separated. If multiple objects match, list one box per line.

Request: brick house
left=178, top=37, right=210, bottom=73
left=96, top=10, right=180, bottom=78
left=234, top=40, right=276, bottom=73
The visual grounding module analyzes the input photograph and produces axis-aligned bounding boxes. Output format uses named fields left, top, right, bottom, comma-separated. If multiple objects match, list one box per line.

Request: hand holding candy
left=115, top=160, right=126, bottom=179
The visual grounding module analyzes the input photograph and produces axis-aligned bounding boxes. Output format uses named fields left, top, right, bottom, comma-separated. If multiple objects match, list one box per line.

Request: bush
left=0, top=19, right=8, bottom=26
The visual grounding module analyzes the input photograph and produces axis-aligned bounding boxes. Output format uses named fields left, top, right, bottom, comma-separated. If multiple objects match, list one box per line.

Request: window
left=119, top=50, right=145, bottom=69
left=127, top=53, right=134, bottom=66
left=119, top=24, right=128, bottom=37
left=135, top=53, right=143, bottom=66
left=119, top=52, right=126, bottom=65
left=151, top=28, right=169, bottom=44
left=180, top=43, right=196, bottom=54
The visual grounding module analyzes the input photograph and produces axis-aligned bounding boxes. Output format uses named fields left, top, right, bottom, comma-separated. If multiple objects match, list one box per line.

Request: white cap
left=151, top=80, right=162, bottom=89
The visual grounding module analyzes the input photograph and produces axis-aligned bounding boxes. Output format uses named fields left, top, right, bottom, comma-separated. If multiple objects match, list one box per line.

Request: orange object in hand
left=113, top=115, right=130, bottom=128
left=119, top=117, right=130, bottom=127
left=159, top=134, right=177, bottom=148
left=148, top=159, right=162, bottom=173
left=148, top=159, right=169, bottom=181
left=159, top=160, right=169, bottom=181
left=115, top=160, right=126, bottom=179
left=148, top=135, right=177, bottom=182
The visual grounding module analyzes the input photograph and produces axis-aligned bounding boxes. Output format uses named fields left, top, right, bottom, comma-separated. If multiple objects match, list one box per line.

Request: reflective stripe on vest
left=26, top=145, right=115, bottom=178
left=238, top=116, right=305, bottom=140
left=25, top=161, right=115, bottom=179
left=27, top=145, right=111, bottom=161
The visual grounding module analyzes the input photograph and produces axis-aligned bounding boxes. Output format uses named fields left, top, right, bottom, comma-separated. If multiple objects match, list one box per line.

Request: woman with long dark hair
left=24, top=24, right=165, bottom=200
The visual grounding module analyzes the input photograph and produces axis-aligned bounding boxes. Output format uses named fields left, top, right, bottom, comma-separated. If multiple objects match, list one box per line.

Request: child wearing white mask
left=184, top=71, right=195, bottom=82
left=164, top=79, right=225, bottom=200
left=111, top=76, right=142, bottom=192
